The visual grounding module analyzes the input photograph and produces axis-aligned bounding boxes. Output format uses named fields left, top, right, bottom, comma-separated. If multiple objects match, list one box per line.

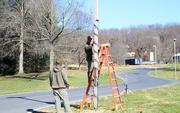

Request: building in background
left=125, top=52, right=142, bottom=65
left=125, top=58, right=142, bottom=65
left=173, top=53, right=180, bottom=62
left=150, top=52, right=154, bottom=62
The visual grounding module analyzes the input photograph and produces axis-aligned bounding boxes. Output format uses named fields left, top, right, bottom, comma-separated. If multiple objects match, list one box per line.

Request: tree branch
left=1, top=42, right=20, bottom=57
left=1, top=40, right=19, bottom=46
left=51, top=26, right=64, bottom=43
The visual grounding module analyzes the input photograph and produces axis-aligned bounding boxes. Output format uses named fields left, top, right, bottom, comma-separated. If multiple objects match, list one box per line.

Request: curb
left=30, top=82, right=180, bottom=113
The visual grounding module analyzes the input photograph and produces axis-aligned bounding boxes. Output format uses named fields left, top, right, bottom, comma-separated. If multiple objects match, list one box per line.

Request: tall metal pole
left=174, top=38, right=176, bottom=79
left=93, top=0, right=99, bottom=109
left=153, top=45, right=157, bottom=73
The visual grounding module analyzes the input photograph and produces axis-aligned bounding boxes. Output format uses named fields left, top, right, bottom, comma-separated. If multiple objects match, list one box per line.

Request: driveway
left=0, top=68, right=179, bottom=113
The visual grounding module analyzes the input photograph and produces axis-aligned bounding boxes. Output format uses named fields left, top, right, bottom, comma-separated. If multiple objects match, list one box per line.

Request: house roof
left=173, top=53, right=180, bottom=57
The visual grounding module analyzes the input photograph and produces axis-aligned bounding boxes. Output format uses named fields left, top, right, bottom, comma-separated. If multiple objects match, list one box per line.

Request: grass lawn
left=0, top=72, right=50, bottom=95
left=91, top=84, right=180, bottom=113
left=151, top=63, right=180, bottom=80
left=39, top=84, right=180, bottom=113
left=69, top=65, right=133, bottom=87
left=0, top=66, right=132, bottom=95
left=139, top=64, right=172, bottom=69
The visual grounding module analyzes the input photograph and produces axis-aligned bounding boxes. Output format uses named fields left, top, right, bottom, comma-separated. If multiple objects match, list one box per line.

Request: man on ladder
left=84, top=36, right=96, bottom=108
left=80, top=43, right=124, bottom=112
left=85, top=36, right=93, bottom=83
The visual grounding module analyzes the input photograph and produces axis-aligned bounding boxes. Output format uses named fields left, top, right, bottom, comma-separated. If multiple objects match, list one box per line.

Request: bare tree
left=29, top=0, right=91, bottom=72
left=99, top=29, right=128, bottom=64
left=0, top=0, right=36, bottom=74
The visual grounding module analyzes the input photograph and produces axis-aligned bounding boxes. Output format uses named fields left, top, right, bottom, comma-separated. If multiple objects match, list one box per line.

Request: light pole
left=93, top=0, right=99, bottom=109
left=173, top=38, right=176, bottom=79
left=153, top=45, right=157, bottom=72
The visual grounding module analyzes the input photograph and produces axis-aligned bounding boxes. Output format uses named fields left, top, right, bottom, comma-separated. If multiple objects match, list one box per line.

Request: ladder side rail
left=80, top=44, right=124, bottom=112
left=80, top=47, right=105, bottom=112
left=80, top=69, right=94, bottom=111
left=105, top=47, right=117, bottom=110
left=98, top=48, right=105, bottom=76
left=111, top=66, right=124, bottom=110
left=108, top=47, right=124, bottom=110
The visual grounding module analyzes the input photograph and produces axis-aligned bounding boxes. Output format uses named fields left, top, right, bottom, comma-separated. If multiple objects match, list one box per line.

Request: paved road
left=0, top=68, right=179, bottom=113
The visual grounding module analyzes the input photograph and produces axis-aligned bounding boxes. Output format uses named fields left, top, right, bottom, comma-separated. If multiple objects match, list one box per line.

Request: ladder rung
left=88, top=93, right=94, bottom=96
left=108, top=62, right=113, bottom=64
left=112, top=70, right=115, bottom=73
left=113, top=87, right=118, bottom=89
left=111, top=78, right=116, bottom=81
left=115, top=95, right=121, bottom=98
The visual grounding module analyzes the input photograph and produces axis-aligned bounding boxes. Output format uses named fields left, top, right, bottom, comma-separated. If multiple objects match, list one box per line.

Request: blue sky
left=80, top=0, right=180, bottom=29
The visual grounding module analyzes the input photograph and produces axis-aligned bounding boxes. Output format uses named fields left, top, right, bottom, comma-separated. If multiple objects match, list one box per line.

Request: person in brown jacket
left=49, top=60, right=71, bottom=113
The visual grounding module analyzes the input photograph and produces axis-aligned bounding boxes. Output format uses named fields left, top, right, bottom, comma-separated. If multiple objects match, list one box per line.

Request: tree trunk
left=49, top=0, right=55, bottom=73
left=50, top=45, right=54, bottom=72
left=18, top=0, right=24, bottom=74
left=78, top=51, right=81, bottom=70
left=18, top=39, right=24, bottom=74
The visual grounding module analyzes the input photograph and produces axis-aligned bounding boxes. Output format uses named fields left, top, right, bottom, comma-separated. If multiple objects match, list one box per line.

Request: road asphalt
left=0, top=68, right=179, bottom=113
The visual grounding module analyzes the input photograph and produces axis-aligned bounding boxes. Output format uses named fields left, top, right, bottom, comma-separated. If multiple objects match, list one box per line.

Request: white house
left=173, top=53, right=180, bottom=62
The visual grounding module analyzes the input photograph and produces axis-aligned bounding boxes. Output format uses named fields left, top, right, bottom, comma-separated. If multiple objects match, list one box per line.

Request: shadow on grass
left=30, top=104, right=80, bottom=113
left=7, top=96, right=54, bottom=105
left=165, top=67, right=180, bottom=71
left=70, top=104, right=80, bottom=109
left=8, top=96, right=81, bottom=113
left=32, top=111, right=47, bottom=113
left=27, top=109, right=48, bottom=113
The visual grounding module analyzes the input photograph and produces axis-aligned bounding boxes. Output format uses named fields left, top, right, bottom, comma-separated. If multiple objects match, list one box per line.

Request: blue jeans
left=87, top=61, right=92, bottom=83
left=53, top=89, right=71, bottom=113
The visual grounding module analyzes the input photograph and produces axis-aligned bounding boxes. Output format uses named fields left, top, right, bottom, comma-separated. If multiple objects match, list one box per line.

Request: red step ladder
left=80, top=43, right=124, bottom=112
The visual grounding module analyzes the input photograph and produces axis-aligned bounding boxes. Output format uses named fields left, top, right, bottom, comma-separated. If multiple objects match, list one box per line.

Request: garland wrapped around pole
left=93, top=0, right=99, bottom=109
